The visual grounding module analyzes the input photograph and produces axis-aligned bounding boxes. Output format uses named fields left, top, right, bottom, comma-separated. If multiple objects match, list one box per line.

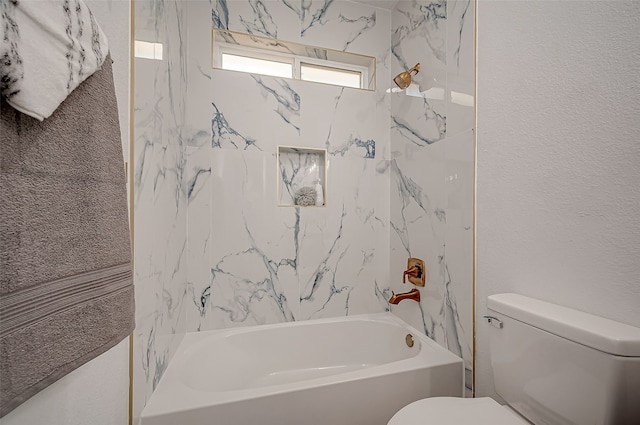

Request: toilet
left=388, top=293, right=640, bottom=424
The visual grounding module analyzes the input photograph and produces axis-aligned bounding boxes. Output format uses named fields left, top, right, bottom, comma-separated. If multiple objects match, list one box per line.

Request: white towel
left=0, top=0, right=109, bottom=121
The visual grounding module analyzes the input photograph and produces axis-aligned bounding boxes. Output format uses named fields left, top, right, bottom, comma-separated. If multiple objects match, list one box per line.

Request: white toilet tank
left=486, top=293, right=640, bottom=425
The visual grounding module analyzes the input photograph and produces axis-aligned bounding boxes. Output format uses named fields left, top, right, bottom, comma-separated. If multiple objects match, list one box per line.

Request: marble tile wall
left=133, top=0, right=189, bottom=421
left=185, top=0, right=393, bottom=332
left=389, top=0, right=475, bottom=395
left=133, top=0, right=475, bottom=416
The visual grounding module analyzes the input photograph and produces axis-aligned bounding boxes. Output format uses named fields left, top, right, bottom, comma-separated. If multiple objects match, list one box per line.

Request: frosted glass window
left=135, top=40, right=163, bottom=60
left=222, top=53, right=292, bottom=78
left=300, top=63, right=361, bottom=89
left=213, top=29, right=375, bottom=90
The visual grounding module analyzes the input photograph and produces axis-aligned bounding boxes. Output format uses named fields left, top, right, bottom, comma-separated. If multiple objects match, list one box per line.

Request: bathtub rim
left=140, top=312, right=464, bottom=421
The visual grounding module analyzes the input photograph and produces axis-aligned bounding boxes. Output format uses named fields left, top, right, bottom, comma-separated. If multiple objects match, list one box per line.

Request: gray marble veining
left=390, top=0, right=474, bottom=395
left=134, top=0, right=474, bottom=417
left=252, top=75, right=301, bottom=134
left=133, top=0, right=189, bottom=420
left=211, top=101, right=261, bottom=150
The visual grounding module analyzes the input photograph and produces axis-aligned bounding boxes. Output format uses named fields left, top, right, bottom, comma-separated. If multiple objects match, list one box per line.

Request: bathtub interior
left=180, top=318, right=421, bottom=392
left=140, top=313, right=464, bottom=425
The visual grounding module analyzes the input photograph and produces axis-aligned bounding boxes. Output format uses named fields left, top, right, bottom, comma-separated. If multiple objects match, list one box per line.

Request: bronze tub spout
left=389, top=288, right=420, bottom=304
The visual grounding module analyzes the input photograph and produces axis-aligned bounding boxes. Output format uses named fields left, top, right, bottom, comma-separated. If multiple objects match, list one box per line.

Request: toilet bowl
left=387, top=397, right=527, bottom=425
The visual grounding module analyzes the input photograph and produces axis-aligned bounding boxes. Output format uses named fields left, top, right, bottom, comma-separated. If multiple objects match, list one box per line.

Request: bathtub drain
left=405, top=334, right=414, bottom=348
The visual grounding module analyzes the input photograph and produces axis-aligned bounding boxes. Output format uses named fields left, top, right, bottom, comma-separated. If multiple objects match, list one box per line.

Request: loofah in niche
left=294, top=186, right=317, bottom=206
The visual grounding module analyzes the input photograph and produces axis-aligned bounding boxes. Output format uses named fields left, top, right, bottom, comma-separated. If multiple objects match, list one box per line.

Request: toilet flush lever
left=483, top=315, right=503, bottom=329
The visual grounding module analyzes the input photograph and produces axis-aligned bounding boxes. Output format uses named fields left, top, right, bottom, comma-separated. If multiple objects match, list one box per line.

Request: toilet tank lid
left=487, top=293, right=640, bottom=357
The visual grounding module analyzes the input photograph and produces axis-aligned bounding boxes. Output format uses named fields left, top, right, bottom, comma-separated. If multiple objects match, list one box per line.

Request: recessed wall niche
left=277, top=146, right=327, bottom=207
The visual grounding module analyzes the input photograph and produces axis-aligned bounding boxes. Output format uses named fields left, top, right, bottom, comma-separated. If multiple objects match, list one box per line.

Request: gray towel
left=0, top=55, right=134, bottom=417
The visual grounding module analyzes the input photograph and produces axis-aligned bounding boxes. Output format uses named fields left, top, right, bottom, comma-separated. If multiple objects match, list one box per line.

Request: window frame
left=213, top=41, right=369, bottom=90
left=215, top=43, right=295, bottom=78
left=298, top=57, right=367, bottom=89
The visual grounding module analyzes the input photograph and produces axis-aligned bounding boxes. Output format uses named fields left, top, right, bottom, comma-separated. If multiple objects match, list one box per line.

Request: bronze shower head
left=393, top=63, right=420, bottom=89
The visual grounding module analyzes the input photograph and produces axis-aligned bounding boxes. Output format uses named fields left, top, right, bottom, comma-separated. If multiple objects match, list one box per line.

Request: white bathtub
left=140, top=313, right=463, bottom=425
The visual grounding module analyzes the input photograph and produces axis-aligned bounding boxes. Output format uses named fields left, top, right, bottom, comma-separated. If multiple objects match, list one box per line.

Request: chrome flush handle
left=483, top=315, right=503, bottom=329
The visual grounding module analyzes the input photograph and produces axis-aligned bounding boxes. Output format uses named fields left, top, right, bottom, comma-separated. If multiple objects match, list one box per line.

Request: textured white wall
left=1, top=2, right=131, bottom=424
left=476, top=0, right=640, bottom=398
